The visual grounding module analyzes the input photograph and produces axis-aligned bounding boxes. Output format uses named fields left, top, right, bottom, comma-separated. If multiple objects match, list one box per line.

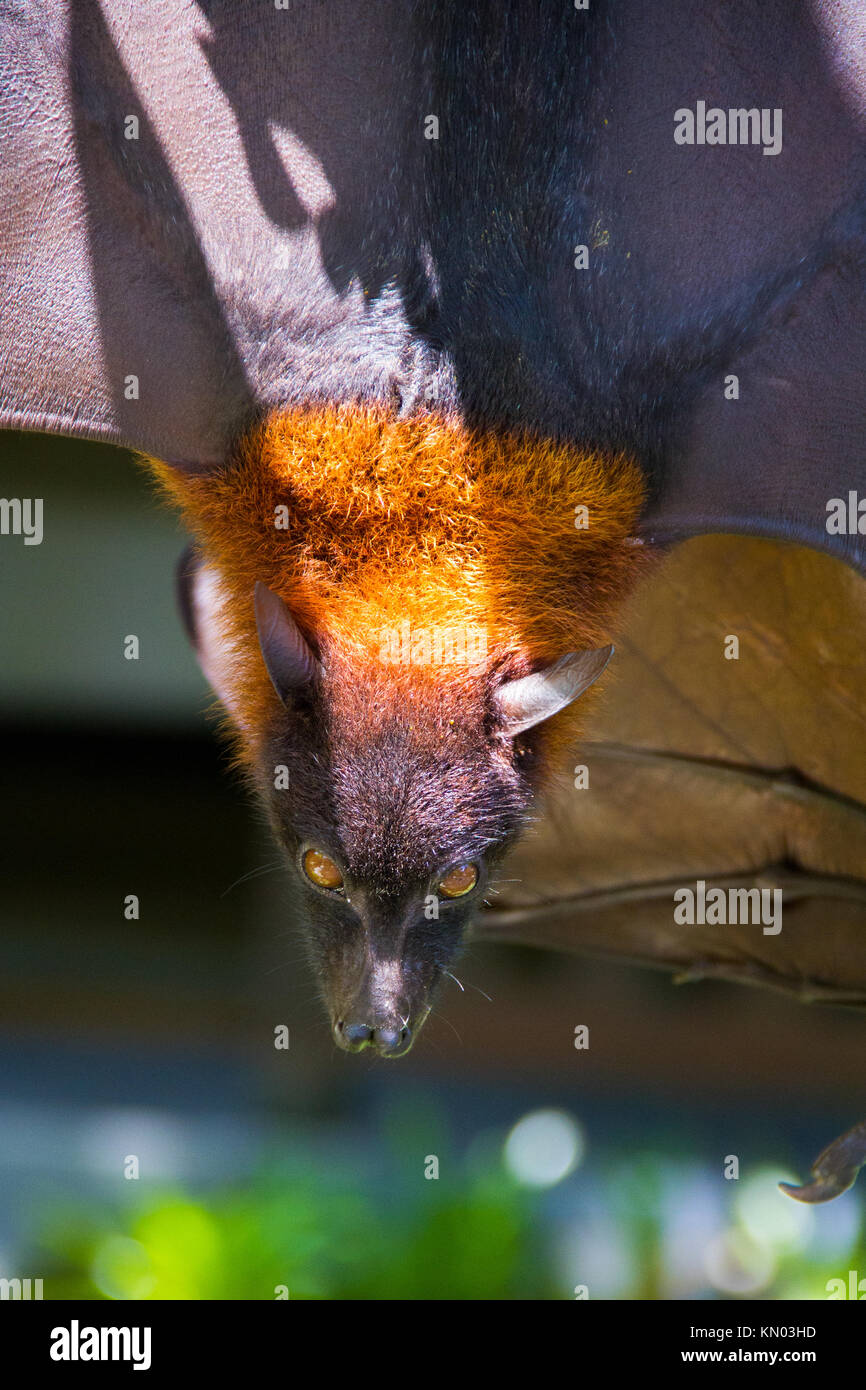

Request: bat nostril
left=373, top=1023, right=412, bottom=1057
left=335, top=1019, right=374, bottom=1051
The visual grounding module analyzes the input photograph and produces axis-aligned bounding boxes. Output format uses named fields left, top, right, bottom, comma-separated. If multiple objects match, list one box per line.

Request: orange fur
left=147, top=404, right=649, bottom=763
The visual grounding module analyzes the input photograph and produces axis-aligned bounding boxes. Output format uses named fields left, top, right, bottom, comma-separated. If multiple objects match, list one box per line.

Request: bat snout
left=329, top=954, right=429, bottom=1059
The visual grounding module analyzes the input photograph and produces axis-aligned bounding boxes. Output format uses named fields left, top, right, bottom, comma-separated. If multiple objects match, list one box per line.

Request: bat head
left=180, top=557, right=612, bottom=1056
left=166, top=405, right=646, bottom=1057
left=252, top=583, right=612, bottom=1056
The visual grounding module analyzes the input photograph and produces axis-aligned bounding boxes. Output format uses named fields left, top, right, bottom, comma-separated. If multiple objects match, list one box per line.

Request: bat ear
left=495, top=645, right=614, bottom=737
left=175, top=545, right=248, bottom=727
left=254, top=582, right=322, bottom=703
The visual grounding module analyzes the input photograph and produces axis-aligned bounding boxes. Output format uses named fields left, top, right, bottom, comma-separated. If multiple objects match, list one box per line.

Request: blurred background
left=0, top=430, right=864, bottom=1300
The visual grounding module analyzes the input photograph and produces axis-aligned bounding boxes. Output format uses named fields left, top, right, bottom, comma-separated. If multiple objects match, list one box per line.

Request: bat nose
left=334, top=1018, right=412, bottom=1057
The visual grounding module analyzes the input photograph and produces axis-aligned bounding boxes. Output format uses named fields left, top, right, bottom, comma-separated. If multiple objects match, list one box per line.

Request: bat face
left=256, top=668, right=530, bottom=1056
left=249, top=588, right=616, bottom=1057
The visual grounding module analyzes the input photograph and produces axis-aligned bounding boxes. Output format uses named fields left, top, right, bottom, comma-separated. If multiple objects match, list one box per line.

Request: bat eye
left=303, top=849, right=344, bottom=890
left=438, top=863, right=478, bottom=898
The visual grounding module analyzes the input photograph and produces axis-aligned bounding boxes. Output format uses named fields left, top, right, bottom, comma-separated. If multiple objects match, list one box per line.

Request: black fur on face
left=252, top=656, right=541, bottom=1056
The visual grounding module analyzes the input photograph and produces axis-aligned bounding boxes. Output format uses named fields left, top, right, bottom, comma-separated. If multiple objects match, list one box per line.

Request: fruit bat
left=2, top=1, right=866, bottom=1200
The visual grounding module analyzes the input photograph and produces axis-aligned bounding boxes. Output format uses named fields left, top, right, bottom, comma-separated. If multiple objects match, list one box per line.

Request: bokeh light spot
left=504, top=1109, right=584, bottom=1188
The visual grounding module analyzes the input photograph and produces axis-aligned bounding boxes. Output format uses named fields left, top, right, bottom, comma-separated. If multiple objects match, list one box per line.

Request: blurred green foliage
left=19, top=1102, right=866, bottom=1301
left=33, top=1169, right=549, bottom=1301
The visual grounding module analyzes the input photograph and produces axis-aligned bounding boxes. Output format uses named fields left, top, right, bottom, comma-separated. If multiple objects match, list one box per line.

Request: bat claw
left=779, top=1120, right=866, bottom=1203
